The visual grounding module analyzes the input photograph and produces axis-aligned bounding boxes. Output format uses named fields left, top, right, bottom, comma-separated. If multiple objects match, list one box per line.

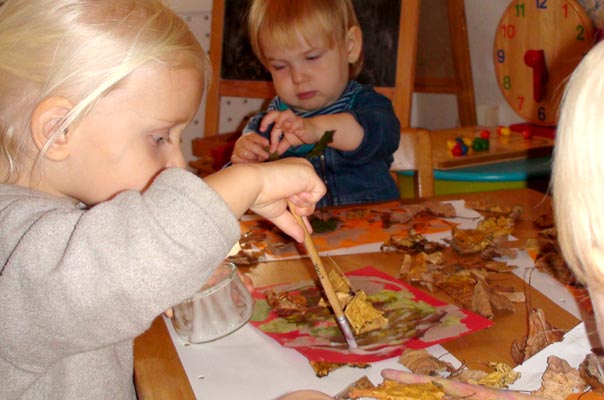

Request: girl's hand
left=231, top=133, right=270, bottom=164
left=260, top=110, right=318, bottom=155
left=204, top=158, right=326, bottom=242
left=250, top=158, right=325, bottom=242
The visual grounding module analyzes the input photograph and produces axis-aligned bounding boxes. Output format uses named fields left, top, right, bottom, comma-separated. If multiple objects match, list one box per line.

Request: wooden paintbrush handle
left=287, top=202, right=345, bottom=317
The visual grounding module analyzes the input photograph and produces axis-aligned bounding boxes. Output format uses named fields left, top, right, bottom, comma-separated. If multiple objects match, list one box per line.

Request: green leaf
left=309, top=216, right=338, bottom=233
left=307, top=130, right=335, bottom=159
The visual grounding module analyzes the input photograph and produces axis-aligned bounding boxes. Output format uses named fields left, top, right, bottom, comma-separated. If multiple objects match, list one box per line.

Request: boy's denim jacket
left=243, top=82, right=401, bottom=208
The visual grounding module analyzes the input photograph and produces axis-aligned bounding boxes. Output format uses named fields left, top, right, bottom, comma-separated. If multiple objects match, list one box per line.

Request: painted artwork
left=250, top=266, right=493, bottom=363
left=235, top=200, right=458, bottom=262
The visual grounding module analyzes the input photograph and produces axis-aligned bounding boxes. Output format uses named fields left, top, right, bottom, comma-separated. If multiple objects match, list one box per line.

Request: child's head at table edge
left=0, top=0, right=209, bottom=200
left=553, top=39, right=604, bottom=347
left=247, top=0, right=364, bottom=79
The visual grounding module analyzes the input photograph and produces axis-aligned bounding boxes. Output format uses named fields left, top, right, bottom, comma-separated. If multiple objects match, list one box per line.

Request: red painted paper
left=250, top=266, right=493, bottom=363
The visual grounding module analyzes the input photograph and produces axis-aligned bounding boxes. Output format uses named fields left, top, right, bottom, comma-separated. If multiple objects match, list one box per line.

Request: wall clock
left=493, top=0, right=595, bottom=136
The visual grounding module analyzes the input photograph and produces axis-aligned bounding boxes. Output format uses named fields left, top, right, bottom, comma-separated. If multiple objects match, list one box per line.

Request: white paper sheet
left=165, top=318, right=462, bottom=399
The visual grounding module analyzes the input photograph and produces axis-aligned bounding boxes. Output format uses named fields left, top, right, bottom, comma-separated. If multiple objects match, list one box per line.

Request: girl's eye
left=151, top=135, right=173, bottom=145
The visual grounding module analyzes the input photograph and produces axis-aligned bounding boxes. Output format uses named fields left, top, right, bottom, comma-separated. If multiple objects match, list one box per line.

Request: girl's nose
left=166, top=145, right=186, bottom=169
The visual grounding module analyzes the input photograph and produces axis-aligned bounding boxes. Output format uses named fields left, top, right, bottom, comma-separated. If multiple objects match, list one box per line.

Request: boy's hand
left=261, top=110, right=318, bottom=155
left=231, top=133, right=270, bottom=164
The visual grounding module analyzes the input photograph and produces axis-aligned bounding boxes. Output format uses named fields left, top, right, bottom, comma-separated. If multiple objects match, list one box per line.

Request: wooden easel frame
left=414, top=0, right=476, bottom=126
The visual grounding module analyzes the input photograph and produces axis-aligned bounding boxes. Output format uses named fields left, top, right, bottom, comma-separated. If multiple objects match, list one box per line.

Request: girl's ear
left=30, top=97, right=73, bottom=161
left=345, top=26, right=363, bottom=64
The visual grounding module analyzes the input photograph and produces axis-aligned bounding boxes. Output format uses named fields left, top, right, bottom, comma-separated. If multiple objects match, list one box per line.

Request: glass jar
left=172, top=262, right=253, bottom=343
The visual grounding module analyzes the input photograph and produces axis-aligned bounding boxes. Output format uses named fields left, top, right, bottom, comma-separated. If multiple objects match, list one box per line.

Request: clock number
left=501, top=24, right=516, bottom=39
left=496, top=49, right=506, bottom=63
left=577, top=24, right=586, bottom=41
left=537, top=106, right=547, bottom=121
left=562, top=3, right=568, bottom=17
left=503, top=75, right=512, bottom=90
left=515, top=3, right=525, bottom=17
left=536, top=0, right=547, bottom=9
left=517, top=96, right=525, bottom=111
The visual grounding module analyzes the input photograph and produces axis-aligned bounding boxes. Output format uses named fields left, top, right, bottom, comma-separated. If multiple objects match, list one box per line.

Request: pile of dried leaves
left=384, top=200, right=524, bottom=321
left=336, top=349, right=603, bottom=400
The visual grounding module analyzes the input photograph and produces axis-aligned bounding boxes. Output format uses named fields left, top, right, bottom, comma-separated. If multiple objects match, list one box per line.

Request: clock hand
left=524, top=49, right=548, bottom=103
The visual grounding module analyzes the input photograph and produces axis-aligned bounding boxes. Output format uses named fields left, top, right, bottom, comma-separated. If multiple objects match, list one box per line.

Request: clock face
left=493, top=0, right=594, bottom=125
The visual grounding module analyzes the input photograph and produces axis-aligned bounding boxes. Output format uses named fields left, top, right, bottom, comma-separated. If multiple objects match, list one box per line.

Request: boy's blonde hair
left=248, top=0, right=364, bottom=78
left=552, top=40, right=604, bottom=288
left=0, top=0, right=209, bottom=183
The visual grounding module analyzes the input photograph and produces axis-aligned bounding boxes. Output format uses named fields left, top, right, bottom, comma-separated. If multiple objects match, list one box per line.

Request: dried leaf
left=309, top=360, right=369, bottom=378
left=511, top=309, right=565, bottom=364
left=344, top=290, right=389, bottom=335
left=265, top=289, right=308, bottom=317
left=447, top=228, right=491, bottom=255
left=478, top=215, right=517, bottom=237
left=436, top=271, right=476, bottom=309
left=532, top=356, right=587, bottom=400
left=472, top=276, right=494, bottom=319
left=348, top=379, right=446, bottom=400
left=422, top=201, right=457, bottom=218
left=328, top=268, right=353, bottom=294
left=335, top=375, right=375, bottom=399
left=475, top=363, right=521, bottom=389
left=383, top=231, right=446, bottom=255
left=399, top=349, right=455, bottom=376
left=579, top=352, right=604, bottom=392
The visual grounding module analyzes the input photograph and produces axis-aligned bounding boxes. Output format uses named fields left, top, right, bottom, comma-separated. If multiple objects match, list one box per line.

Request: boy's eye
left=271, top=63, right=286, bottom=71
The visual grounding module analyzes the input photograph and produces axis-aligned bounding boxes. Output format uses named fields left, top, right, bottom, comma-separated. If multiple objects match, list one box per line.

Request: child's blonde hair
left=552, top=40, right=604, bottom=288
left=248, top=0, right=364, bottom=78
left=0, top=0, right=209, bottom=183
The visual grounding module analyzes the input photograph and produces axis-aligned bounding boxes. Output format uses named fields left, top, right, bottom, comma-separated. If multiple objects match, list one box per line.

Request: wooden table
left=431, top=126, right=555, bottom=170
left=133, top=188, right=583, bottom=399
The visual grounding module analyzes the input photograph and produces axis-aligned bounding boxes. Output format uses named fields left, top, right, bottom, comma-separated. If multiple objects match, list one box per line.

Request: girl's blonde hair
left=0, top=0, right=209, bottom=183
left=552, top=40, right=604, bottom=289
left=248, top=0, right=363, bottom=78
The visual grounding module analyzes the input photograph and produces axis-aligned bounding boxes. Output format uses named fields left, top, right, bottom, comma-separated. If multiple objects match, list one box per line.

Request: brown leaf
left=511, top=309, right=565, bottom=363
left=471, top=276, right=493, bottom=318
left=398, top=349, right=455, bottom=376
left=532, top=356, right=587, bottom=400
left=579, top=353, right=604, bottom=392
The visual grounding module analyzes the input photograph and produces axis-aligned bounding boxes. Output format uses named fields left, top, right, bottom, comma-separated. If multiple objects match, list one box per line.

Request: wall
left=172, top=0, right=524, bottom=165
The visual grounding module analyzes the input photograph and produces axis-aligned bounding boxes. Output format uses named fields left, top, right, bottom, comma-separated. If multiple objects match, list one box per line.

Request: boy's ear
left=345, top=26, right=363, bottom=64
left=30, top=97, right=74, bottom=161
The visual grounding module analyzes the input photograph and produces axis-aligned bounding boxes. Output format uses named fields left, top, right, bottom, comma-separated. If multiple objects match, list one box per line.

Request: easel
left=414, top=0, right=476, bottom=126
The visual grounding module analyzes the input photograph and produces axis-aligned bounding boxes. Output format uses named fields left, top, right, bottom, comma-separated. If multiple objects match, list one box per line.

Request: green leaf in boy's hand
left=307, top=130, right=335, bottom=159
left=263, top=146, right=280, bottom=161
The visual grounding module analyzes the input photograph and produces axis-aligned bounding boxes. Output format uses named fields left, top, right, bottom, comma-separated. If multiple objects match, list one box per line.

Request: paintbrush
left=287, top=201, right=358, bottom=349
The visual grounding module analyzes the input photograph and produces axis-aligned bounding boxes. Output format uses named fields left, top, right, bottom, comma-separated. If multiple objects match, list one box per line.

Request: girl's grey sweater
left=0, top=168, right=240, bottom=399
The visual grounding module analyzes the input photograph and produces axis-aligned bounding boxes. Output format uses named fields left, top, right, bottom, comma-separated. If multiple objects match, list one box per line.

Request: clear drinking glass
left=171, top=262, right=253, bottom=344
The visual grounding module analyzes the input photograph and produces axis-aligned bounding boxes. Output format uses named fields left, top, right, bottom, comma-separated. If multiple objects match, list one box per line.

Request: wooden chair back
left=203, top=0, right=421, bottom=137
left=390, top=128, right=434, bottom=198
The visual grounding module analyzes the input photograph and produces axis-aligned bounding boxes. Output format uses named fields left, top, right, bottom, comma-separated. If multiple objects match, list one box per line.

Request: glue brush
left=287, top=201, right=358, bottom=349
